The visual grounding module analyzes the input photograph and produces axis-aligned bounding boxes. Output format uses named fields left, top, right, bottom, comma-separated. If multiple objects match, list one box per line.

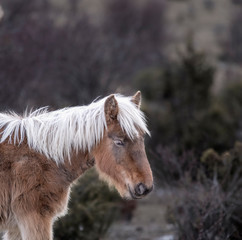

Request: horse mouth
left=128, top=185, right=142, bottom=200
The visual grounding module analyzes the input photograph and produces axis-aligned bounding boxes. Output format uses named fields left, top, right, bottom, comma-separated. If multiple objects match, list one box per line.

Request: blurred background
left=1, top=0, right=242, bottom=239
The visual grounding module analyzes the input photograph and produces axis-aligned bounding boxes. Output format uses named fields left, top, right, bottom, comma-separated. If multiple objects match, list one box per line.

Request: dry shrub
left=160, top=143, right=242, bottom=240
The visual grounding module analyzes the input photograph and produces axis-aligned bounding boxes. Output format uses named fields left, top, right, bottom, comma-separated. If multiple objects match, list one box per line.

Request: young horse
left=0, top=91, right=153, bottom=240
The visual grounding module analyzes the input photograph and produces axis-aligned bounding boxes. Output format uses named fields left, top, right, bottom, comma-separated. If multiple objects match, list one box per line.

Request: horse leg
left=16, top=214, right=53, bottom=240
left=2, top=228, right=22, bottom=240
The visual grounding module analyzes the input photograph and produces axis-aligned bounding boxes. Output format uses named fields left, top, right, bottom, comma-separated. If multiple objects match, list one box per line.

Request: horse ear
left=104, top=94, right=119, bottom=124
left=131, top=91, right=141, bottom=109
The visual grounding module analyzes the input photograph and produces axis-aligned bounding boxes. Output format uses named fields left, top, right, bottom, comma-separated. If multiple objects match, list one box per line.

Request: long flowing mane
left=0, top=95, right=149, bottom=164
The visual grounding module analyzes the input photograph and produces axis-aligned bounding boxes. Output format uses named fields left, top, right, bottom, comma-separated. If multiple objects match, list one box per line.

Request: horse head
left=94, top=91, right=153, bottom=199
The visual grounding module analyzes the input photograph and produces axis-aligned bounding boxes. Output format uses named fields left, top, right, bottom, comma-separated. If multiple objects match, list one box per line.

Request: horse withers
left=0, top=91, right=153, bottom=240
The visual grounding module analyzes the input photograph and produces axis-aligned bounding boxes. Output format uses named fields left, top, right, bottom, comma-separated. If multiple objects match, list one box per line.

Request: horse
left=0, top=91, right=153, bottom=240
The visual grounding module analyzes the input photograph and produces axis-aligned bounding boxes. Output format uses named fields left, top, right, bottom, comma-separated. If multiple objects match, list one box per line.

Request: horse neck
left=60, top=150, right=95, bottom=183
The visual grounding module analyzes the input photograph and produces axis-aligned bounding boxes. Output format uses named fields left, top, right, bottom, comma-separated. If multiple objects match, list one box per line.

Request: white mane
left=0, top=95, right=149, bottom=164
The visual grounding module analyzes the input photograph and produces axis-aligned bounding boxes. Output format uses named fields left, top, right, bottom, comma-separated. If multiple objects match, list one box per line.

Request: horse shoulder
left=0, top=143, right=71, bottom=219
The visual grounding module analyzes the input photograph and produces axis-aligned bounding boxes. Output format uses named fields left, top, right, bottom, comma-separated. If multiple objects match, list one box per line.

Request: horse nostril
left=135, top=183, right=148, bottom=196
left=134, top=183, right=154, bottom=197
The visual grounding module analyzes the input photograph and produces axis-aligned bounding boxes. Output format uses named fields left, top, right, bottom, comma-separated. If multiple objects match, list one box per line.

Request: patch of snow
left=0, top=5, right=4, bottom=21
left=155, top=234, right=174, bottom=240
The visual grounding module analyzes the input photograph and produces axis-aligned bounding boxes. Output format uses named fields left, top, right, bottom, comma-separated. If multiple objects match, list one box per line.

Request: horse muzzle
left=129, top=183, right=153, bottom=199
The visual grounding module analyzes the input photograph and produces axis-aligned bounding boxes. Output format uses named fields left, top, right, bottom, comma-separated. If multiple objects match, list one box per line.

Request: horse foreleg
left=16, top=214, right=53, bottom=240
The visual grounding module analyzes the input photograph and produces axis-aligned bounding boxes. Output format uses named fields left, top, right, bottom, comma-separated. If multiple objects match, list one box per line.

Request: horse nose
left=134, top=183, right=153, bottom=197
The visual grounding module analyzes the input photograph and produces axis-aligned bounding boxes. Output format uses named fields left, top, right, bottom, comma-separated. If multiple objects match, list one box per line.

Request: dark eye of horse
left=114, top=139, right=124, bottom=146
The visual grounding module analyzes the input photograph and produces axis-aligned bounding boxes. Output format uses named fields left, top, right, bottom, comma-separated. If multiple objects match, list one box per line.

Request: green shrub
left=199, top=142, right=242, bottom=187
left=190, top=103, right=236, bottom=152
left=135, top=43, right=237, bottom=154
left=54, top=169, right=121, bottom=240
left=201, top=148, right=221, bottom=167
left=221, top=82, right=242, bottom=128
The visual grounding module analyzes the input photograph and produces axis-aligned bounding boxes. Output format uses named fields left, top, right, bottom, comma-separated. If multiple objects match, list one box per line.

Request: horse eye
left=114, top=139, right=124, bottom=146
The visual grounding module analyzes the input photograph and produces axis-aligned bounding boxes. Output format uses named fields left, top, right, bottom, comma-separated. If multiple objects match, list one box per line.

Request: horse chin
left=95, top=168, right=142, bottom=200
left=96, top=169, right=128, bottom=197
left=121, top=191, right=134, bottom=200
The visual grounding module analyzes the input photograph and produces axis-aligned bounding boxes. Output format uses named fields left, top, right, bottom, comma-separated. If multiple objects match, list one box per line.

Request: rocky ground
left=104, top=189, right=176, bottom=240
